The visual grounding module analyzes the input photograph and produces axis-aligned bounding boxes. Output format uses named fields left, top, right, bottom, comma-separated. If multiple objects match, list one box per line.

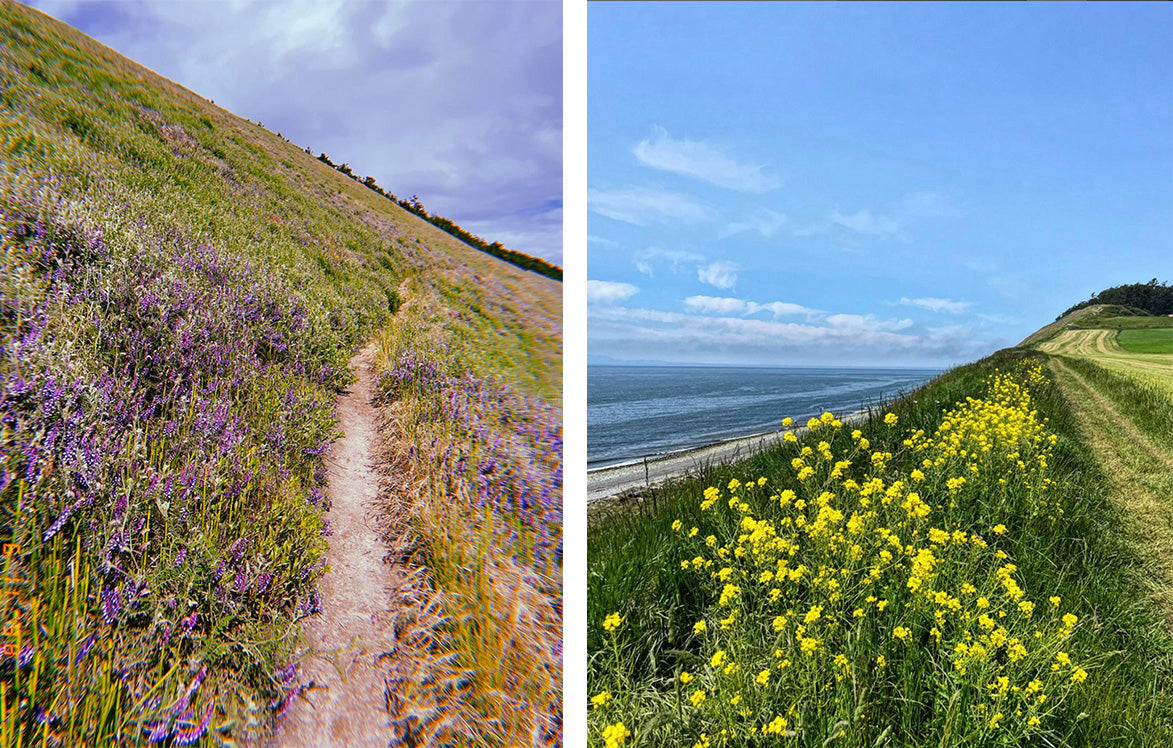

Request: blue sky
left=29, top=0, right=563, bottom=263
left=588, top=2, right=1172, bottom=367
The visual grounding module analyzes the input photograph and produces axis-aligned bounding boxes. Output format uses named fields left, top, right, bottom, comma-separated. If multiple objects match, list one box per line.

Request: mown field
left=1037, top=326, right=1173, bottom=396
left=1117, top=328, right=1173, bottom=354
left=0, top=2, right=560, bottom=746
left=587, top=344, right=1173, bottom=747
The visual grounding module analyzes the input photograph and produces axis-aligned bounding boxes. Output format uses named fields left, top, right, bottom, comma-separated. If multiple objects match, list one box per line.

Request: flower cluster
left=0, top=192, right=368, bottom=742
left=593, top=363, right=1088, bottom=745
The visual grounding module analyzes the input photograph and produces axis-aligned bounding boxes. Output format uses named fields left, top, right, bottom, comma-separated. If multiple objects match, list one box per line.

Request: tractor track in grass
left=1048, top=356, right=1173, bottom=619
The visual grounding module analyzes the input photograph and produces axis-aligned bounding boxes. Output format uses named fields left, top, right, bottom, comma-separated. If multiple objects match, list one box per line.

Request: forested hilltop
left=1057, top=279, right=1173, bottom=319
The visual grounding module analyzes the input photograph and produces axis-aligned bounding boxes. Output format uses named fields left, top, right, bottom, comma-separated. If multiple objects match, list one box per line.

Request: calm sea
left=588, top=365, right=941, bottom=467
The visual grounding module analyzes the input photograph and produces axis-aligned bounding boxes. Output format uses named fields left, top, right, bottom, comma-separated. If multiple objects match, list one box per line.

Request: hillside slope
left=586, top=307, right=1173, bottom=744
left=0, top=2, right=560, bottom=745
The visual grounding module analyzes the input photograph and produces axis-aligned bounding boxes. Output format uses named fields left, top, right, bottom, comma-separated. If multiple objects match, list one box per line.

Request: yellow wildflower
left=591, top=691, right=612, bottom=710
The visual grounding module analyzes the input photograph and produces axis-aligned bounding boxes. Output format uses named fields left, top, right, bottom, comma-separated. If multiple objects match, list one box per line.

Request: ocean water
left=588, top=365, right=941, bottom=467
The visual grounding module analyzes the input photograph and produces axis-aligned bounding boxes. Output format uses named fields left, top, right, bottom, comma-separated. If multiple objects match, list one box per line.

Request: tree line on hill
left=1057, top=278, right=1173, bottom=319
left=310, top=150, right=562, bottom=281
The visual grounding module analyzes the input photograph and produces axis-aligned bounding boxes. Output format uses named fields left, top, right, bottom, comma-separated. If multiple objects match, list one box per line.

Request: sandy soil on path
left=270, top=347, right=399, bottom=748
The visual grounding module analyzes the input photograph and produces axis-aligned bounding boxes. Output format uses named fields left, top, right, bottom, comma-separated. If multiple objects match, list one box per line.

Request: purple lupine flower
left=174, top=548, right=187, bottom=568
left=74, top=633, right=97, bottom=666
left=100, top=587, right=122, bottom=624
left=42, top=504, right=74, bottom=542
left=278, top=662, right=298, bottom=686
left=228, top=537, right=247, bottom=562
left=174, top=699, right=214, bottom=746
left=145, top=721, right=170, bottom=744
left=256, top=571, right=272, bottom=595
left=179, top=611, right=198, bottom=637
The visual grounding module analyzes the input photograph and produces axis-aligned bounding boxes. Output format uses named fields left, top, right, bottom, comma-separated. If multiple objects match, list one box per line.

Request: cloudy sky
left=589, top=3, right=1172, bottom=367
left=30, top=0, right=563, bottom=263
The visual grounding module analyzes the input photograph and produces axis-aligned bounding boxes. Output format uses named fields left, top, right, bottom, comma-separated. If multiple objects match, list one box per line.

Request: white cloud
left=831, top=208, right=901, bottom=237
left=588, top=186, right=713, bottom=226
left=825, top=314, right=914, bottom=332
left=899, top=191, right=968, bottom=220
left=686, top=296, right=821, bottom=318
left=685, top=295, right=748, bottom=315
left=588, top=304, right=992, bottom=366
left=587, top=280, right=639, bottom=304
left=632, top=126, right=779, bottom=192
left=633, top=247, right=705, bottom=276
left=899, top=296, right=972, bottom=314
left=698, top=261, right=739, bottom=290
left=588, top=234, right=619, bottom=247
left=749, top=301, right=820, bottom=318
left=723, top=208, right=788, bottom=238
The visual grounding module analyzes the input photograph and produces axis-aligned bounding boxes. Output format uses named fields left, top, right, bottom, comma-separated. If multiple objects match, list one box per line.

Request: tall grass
left=587, top=349, right=1173, bottom=747
left=369, top=281, right=562, bottom=746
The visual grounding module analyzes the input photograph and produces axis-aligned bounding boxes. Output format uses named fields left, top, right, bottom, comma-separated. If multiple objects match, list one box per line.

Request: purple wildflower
left=42, top=504, right=73, bottom=542
left=74, top=633, right=97, bottom=666
left=101, top=587, right=122, bottom=624
left=174, top=699, right=214, bottom=746
left=228, top=537, right=247, bottom=562
left=179, top=610, right=198, bottom=637
left=145, top=721, right=170, bottom=744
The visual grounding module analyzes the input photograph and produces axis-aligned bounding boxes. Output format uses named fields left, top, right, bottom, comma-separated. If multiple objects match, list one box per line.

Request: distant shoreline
left=586, top=408, right=870, bottom=502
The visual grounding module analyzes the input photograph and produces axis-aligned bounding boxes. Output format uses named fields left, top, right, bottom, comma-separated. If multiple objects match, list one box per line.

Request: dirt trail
left=271, top=347, right=398, bottom=748
left=1048, top=357, right=1173, bottom=617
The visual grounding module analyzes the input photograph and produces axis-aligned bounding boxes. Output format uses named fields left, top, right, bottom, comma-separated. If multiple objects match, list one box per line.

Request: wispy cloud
left=825, top=313, right=914, bottom=332
left=587, top=279, right=639, bottom=304
left=751, top=301, right=821, bottom=318
left=723, top=208, right=788, bottom=238
left=634, top=247, right=705, bottom=276
left=633, top=126, right=779, bottom=192
left=685, top=295, right=820, bottom=318
left=685, top=295, right=749, bottom=315
left=831, top=208, right=902, bottom=237
left=588, top=234, right=619, bottom=246
left=899, top=296, right=973, bottom=314
left=589, top=305, right=990, bottom=366
left=697, top=260, right=739, bottom=290
left=588, top=185, right=713, bottom=226
left=899, top=191, right=968, bottom=220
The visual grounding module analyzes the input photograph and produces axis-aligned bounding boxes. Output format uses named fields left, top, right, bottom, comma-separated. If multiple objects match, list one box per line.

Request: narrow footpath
left=272, top=347, right=399, bottom=747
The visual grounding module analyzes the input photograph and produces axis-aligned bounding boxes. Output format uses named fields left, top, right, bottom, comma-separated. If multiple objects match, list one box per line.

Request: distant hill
left=1056, top=279, right=1173, bottom=320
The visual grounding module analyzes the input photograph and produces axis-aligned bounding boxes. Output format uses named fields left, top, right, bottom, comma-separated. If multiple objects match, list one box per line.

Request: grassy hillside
left=588, top=315, right=1173, bottom=743
left=0, top=2, right=560, bottom=745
